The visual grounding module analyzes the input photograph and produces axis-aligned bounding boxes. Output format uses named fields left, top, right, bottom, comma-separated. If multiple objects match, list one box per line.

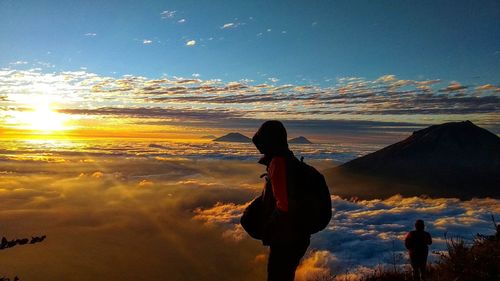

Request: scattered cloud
left=220, top=21, right=245, bottom=30
left=177, top=18, right=186, bottom=23
left=1, top=69, right=499, bottom=135
left=221, top=23, right=236, bottom=29
left=376, top=74, right=396, bottom=83
left=9, top=61, right=28, bottom=65
left=192, top=73, right=200, bottom=78
left=84, top=33, right=97, bottom=37
left=476, top=84, right=500, bottom=92
left=143, top=39, right=153, bottom=45
left=160, top=10, right=176, bottom=19
left=186, top=40, right=196, bottom=46
left=438, top=82, right=468, bottom=92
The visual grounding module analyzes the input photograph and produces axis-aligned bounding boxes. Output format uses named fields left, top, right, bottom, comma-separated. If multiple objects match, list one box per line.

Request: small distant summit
left=289, top=136, right=313, bottom=144
left=325, top=121, right=500, bottom=199
left=200, top=135, right=217, bottom=139
left=213, top=132, right=252, bottom=143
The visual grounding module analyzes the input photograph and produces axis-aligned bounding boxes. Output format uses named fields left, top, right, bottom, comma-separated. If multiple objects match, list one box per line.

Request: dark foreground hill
left=213, top=133, right=252, bottom=143
left=324, top=121, right=500, bottom=199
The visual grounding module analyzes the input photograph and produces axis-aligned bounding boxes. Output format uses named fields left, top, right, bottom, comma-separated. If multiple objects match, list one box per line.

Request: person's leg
left=411, top=261, right=421, bottom=281
left=267, top=239, right=310, bottom=281
left=419, top=263, right=426, bottom=280
left=419, top=260, right=427, bottom=280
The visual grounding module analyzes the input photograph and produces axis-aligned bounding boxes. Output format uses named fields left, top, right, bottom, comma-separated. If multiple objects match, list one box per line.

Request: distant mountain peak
left=325, top=121, right=500, bottom=199
left=289, top=136, right=313, bottom=144
left=213, top=132, right=252, bottom=143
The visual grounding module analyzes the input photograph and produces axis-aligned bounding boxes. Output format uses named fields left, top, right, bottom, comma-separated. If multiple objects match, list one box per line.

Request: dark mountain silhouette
left=213, top=133, right=252, bottom=143
left=289, top=136, right=313, bottom=144
left=324, top=121, right=500, bottom=199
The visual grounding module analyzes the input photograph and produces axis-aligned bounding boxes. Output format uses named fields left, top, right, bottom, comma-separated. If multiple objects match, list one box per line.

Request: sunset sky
left=1, top=2, right=500, bottom=279
left=1, top=0, right=499, bottom=140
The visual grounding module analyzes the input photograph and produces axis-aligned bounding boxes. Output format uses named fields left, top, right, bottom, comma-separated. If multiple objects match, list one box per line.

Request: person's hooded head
left=252, top=120, right=289, bottom=157
left=415, top=219, right=425, bottom=231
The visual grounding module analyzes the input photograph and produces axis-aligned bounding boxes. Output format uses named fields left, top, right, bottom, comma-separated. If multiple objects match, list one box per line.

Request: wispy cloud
left=84, top=32, right=97, bottom=37
left=8, top=61, right=28, bottom=65
left=186, top=40, right=196, bottom=46
left=143, top=39, right=153, bottom=45
left=221, top=23, right=236, bottom=29
left=438, top=81, right=467, bottom=92
left=160, top=10, right=176, bottom=19
left=221, top=21, right=245, bottom=30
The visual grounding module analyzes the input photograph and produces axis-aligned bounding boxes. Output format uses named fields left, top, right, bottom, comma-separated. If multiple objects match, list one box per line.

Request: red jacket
left=405, top=230, right=432, bottom=262
left=268, top=156, right=288, bottom=212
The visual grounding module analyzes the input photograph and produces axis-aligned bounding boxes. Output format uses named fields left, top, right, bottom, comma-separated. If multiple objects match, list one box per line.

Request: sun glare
left=9, top=96, right=71, bottom=133
left=28, top=102, right=67, bottom=131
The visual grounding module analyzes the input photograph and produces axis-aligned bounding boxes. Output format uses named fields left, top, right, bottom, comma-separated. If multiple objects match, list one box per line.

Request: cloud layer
left=1, top=68, right=499, bottom=136
left=1, top=149, right=499, bottom=280
left=0, top=156, right=268, bottom=280
left=196, top=195, right=500, bottom=278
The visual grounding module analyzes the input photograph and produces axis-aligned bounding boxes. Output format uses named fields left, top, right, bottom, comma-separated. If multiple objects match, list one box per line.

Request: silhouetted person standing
left=496, top=224, right=500, bottom=241
left=405, top=219, right=432, bottom=281
left=252, top=120, right=310, bottom=281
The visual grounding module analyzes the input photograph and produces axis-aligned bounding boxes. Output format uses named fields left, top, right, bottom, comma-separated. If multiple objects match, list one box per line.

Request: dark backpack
left=240, top=175, right=275, bottom=240
left=288, top=156, right=332, bottom=234
left=241, top=156, right=332, bottom=240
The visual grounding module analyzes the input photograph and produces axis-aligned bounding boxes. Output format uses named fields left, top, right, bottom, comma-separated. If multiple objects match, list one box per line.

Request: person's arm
left=404, top=232, right=413, bottom=250
left=268, top=156, right=288, bottom=212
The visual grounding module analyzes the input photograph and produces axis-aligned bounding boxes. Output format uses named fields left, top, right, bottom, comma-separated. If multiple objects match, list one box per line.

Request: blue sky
left=1, top=0, right=499, bottom=139
left=1, top=0, right=499, bottom=85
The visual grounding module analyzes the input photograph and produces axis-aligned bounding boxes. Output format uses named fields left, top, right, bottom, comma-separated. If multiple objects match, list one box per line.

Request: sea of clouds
left=1, top=148, right=499, bottom=280
left=195, top=195, right=500, bottom=279
left=0, top=139, right=374, bottom=163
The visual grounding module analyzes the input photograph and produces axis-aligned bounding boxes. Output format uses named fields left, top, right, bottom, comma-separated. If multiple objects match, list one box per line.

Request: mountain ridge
left=324, top=121, right=500, bottom=199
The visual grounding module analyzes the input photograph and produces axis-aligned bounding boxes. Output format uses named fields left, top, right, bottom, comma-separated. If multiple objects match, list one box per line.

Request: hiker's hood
left=252, top=120, right=290, bottom=163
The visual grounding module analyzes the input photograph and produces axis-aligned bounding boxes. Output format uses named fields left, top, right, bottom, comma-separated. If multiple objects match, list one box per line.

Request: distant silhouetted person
left=30, top=235, right=46, bottom=244
left=0, top=235, right=46, bottom=250
left=252, top=120, right=310, bottom=281
left=405, top=219, right=432, bottom=281
left=493, top=224, right=500, bottom=241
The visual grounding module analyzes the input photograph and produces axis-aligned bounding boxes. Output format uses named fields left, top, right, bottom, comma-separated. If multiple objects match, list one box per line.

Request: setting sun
left=8, top=98, right=71, bottom=133
left=28, top=102, right=67, bottom=131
